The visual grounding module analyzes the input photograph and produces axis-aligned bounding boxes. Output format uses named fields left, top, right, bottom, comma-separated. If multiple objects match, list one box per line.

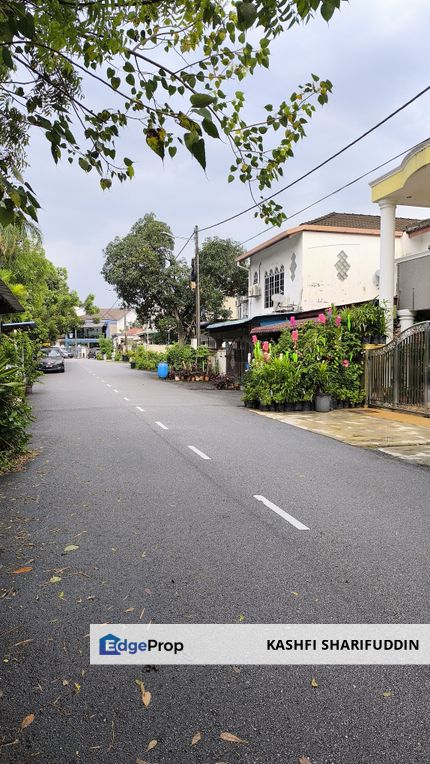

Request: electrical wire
left=199, top=84, right=430, bottom=233
left=238, top=139, right=429, bottom=248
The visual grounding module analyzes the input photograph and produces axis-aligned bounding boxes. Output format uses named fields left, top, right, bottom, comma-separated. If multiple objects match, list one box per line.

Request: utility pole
left=194, top=225, right=200, bottom=347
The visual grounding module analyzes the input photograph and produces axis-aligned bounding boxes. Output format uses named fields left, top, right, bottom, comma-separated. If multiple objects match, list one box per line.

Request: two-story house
left=206, top=211, right=424, bottom=378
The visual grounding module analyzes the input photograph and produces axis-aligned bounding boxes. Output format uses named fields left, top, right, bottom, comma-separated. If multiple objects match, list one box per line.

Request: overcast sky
left=26, top=0, right=430, bottom=306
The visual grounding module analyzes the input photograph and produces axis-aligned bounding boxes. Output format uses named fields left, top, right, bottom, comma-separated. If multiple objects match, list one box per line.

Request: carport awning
left=0, top=279, right=24, bottom=314
left=205, top=318, right=251, bottom=331
left=251, top=319, right=308, bottom=335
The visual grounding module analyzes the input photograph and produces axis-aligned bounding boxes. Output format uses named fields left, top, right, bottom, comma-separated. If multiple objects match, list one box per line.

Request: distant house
left=66, top=307, right=137, bottom=350
left=0, top=278, right=24, bottom=317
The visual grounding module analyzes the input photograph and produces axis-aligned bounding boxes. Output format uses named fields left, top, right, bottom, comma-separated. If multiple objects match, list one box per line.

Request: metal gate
left=367, top=322, right=430, bottom=416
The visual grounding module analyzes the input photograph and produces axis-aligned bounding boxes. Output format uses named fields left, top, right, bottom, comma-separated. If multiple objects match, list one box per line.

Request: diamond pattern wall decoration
left=335, top=250, right=350, bottom=281
left=290, top=252, right=297, bottom=281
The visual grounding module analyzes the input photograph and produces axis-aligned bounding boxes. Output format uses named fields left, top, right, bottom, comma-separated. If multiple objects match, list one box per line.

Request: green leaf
left=168, top=146, right=177, bottom=158
left=1, top=46, right=13, bottom=68
left=190, top=93, right=215, bottom=107
left=63, top=544, right=79, bottom=553
left=184, top=134, right=206, bottom=170
left=321, top=2, right=336, bottom=21
left=202, top=118, right=220, bottom=139
left=236, top=2, right=258, bottom=31
left=17, top=12, right=35, bottom=39
left=111, top=77, right=121, bottom=90
left=100, top=178, right=112, bottom=190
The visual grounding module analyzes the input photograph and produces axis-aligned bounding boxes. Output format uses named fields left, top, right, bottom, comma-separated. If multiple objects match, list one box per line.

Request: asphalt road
left=1, top=359, right=429, bottom=763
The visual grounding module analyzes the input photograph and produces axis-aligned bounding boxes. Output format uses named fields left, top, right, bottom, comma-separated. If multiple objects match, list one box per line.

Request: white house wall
left=300, top=231, right=402, bottom=311
left=248, top=235, right=303, bottom=318
left=400, top=229, right=430, bottom=258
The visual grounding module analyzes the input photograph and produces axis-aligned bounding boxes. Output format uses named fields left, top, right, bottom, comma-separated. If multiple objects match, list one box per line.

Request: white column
left=378, top=199, right=397, bottom=342
left=397, top=309, right=416, bottom=332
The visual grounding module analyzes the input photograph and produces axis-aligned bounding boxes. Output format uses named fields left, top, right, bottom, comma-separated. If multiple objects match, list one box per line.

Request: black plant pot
left=130, top=360, right=136, bottom=369
left=302, top=401, right=311, bottom=412
left=285, top=402, right=294, bottom=412
left=294, top=402, right=303, bottom=411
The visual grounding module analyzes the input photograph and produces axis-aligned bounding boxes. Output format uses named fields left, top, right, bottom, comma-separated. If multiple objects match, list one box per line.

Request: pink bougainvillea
left=342, top=359, right=350, bottom=368
left=262, top=341, right=269, bottom=352
left=289, top=316, right=297, bottom=327
left=291, top=329, right=299, bottom=344
left=335, top=315, right=342, bottom=327
left=251, top=334, right=258, bottom=344
left=327, top=307, right=332, bottom=315
left=317, top=313, right=327, bottom=324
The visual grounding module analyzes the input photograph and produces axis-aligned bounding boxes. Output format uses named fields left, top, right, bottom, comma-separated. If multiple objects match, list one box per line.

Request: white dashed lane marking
left=253, top=495, right=309, bottom=531
left=155, top=421, right=168, bottom=430
left=188, top=446, right=211, bottom=461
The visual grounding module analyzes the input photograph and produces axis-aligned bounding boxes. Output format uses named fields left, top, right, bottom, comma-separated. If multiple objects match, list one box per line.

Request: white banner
left=90, top=624, right=430, bottom=665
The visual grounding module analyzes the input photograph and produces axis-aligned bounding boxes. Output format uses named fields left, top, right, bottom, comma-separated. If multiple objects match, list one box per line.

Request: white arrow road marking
left=188, top=446, right=211, bottom=461
left=253, top=495, right=309, bottom=530
left=155, top=421, right=168, bottom=430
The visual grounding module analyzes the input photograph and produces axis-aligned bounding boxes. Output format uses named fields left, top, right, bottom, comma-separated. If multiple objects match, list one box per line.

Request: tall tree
left=0, top=225, right=82, bottom=341
left=102, top=213, right=247, bottom=341
left=0, top=1, right=343, bottom=226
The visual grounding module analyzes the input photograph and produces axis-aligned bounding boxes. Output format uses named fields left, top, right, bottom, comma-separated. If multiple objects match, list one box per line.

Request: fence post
left=424, top=325, right=430, bottom=417
left=393, top=338, right=399, bottom=409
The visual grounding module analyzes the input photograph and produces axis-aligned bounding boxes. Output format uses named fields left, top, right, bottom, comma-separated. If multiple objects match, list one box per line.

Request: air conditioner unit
left=248, top=284, right=261, bottom=297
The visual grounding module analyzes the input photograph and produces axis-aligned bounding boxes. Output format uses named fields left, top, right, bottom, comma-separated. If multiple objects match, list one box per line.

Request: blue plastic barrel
left=157, top=362, right=169, bottom=379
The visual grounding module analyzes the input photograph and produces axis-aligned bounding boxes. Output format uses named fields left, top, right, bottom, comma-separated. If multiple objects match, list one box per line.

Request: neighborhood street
left=1, top=360, right=429, bottom=763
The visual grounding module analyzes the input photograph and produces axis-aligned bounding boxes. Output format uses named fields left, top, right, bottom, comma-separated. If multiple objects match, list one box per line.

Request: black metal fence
left=366, top=322, right=430, bottom=416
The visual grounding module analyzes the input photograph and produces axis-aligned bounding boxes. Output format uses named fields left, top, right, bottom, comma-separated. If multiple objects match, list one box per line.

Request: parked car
left=59, top=347, right=73, bottom=358
left=38, top=347, right=65, bottom=373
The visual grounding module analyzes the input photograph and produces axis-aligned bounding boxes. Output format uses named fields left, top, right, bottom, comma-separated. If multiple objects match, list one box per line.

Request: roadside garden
left=243, top=302, right=385, bottom=411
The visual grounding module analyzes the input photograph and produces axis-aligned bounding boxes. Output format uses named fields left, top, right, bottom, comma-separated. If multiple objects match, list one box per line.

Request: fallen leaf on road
left=237, top=614, right=245, bottom=622
left=191, top=731, right=202, bottom=746
left=20, top=713, right=35, bottom=729
left=62, top=679, right=69, bottom=686
left=144, top=588, right=152, bottom=594
left=50, top=576, right=61, bottom=584
left=73, top=683, right=81, bottom=694
left=232, top=666, right=241, bottom=674
left=135, top=679, right=152, bottom=707
left=299, top=757, right=312, bottom=764
left=136, top=759, right=151, bottom=764
left=58, top=591, right=65, bottom=599
left=382, top=691, right=392, bottom=697
left=310, top=678, right=318, bottom=688
left=63, top=545, right=79, bottom=554
left=125, top=607, right=135, bottom=613
left=146, top=739, right=157, bottom=752
left=220, top=732, right=248, bottom=743
left=11, top=566, right=32, bottom=575
left=290, top=591, right=299, bottom=596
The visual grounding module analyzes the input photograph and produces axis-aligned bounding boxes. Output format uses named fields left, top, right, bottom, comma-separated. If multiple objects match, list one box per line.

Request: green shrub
left=165, top=343, right=209, bottom=373
left=96, top=352, right=103, bottom=360
left=244, top=303, right=372, bottom=408
left=114, top=352, right=121, bottom=362
left=0, top=357, right=33, bottom=471
left=134, top=346, right=166, bottom=371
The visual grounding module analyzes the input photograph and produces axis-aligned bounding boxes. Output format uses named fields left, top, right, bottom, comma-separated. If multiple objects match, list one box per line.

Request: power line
left=239, top=139, right=428, bottom=248
left=200, top=84, right=430, bottom=233
left=174, top=230, right=194, bottom=259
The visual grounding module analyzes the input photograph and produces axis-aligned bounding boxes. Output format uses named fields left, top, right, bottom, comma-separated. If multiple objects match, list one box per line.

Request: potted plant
left=313, top=361, right=331, bottom=412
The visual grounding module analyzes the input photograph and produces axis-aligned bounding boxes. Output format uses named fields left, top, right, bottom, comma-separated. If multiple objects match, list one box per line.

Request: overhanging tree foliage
left=101, top=213, right=248, bottom=341
left=0, top=1, right=344, bottom=227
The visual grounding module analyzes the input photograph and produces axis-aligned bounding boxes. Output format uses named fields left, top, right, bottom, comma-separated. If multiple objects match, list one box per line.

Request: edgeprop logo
left=99, top=633, right=184, bottom=656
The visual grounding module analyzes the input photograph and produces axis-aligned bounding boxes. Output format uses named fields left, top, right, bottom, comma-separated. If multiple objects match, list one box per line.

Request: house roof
left=0, top=279, right=24, bottom=315
left=237, top=211, right=424, bottom=262
left=404, top=217, right=430, bottom=234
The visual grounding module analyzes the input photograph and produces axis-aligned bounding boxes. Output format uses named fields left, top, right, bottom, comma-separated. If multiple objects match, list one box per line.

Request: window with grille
left=253, top=271, right=259, bottom=285
left=264, top=269, right=277, bottom=308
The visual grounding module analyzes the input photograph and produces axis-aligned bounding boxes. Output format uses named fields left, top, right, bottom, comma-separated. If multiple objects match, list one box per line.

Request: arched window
left=280, top=265, right=285, bottom=294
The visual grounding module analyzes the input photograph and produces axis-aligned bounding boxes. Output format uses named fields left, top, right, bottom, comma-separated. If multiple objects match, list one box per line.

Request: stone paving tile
left=253, top=408, right=430, bottom=467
